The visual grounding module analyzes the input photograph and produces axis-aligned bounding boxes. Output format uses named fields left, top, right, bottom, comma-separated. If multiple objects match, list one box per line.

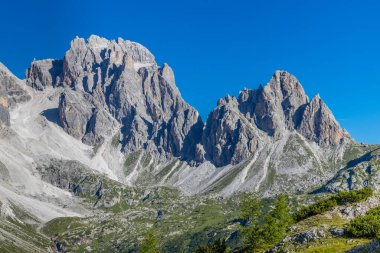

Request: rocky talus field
left=0, top=35, right=379, bottom=252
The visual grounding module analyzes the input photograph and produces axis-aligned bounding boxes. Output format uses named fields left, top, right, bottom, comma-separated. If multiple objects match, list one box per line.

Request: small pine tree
left=240, top=193, right=293, bottom=252
left=263, top=194, right=293, bottom=245
left=240, top=192, right=261, bottom=224
left=239, top=193, right=265, bottom=252
left=140, top=229, right=160, bottom=253
left=271, top=194, right=293, bottom=226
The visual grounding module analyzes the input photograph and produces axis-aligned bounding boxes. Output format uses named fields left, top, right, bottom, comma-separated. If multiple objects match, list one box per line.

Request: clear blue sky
left=0, top=0, right=379, bottom=143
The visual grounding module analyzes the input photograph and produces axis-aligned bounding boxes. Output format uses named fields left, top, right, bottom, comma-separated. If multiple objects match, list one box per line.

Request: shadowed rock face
left=26, top=59, right=63, bottom=90
left=24, top=35, right=351, bottom=167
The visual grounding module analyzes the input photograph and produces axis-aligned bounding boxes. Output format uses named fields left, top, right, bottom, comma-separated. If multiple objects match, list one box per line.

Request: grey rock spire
left=296, top=93, right=350, bottom=146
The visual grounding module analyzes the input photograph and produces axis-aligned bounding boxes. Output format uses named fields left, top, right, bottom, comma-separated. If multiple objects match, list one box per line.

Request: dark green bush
left=346, top=207, right=380, bottom=239
left=294, top=188, right=373, bottom=222
left=334, top=187, right=373, bottom=205
left=293, top=198, right=337, bottom=222
left=194, top=239, right=229, bottom=253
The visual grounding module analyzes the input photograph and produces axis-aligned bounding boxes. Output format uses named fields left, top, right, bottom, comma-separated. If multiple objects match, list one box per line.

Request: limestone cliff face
left=24, top=36, right=351, bottom=166
left=201, top=71, right=351, bottom=166
left=58, top=89, right=118, bottom=146
left=0, top=89, right=9, bottom=128
left=26, top=59, right=63, bottom=90
left=202, top=95, right=261, bottom=166
left=26, top=35, right=202, bottom=159
left=237, top=71, right=309, bottom=137
left=296, top=94, right=350, bottom=146
left=0, top=63, right=31, bottom=128
left=0, top=63, right=30, bottom=108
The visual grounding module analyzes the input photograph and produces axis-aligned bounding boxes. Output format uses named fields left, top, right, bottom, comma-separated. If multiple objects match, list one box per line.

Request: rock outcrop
left=0, top=88, right=9, bottom=128
left=0, top=63, right=31, bottom=128
left=297, top=94, right=349, bottom=146
left=58, top=89, right=118, bottom=146
left=26, top=59, right=63, bottom=90
left=237, top=71, right=309, bottom=137
left=202, top=95, right=261, bottom=166
left=0, top=63, right=30, bottom=108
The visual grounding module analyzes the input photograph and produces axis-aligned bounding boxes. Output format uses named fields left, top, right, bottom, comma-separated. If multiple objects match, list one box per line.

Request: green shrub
left=194, top=239, right=229, bottom=253
left=334, top=188, right=373, bottom=205
left=294, top=188, right=373, bottom=222
left=346, top=206, right=380, bottom=239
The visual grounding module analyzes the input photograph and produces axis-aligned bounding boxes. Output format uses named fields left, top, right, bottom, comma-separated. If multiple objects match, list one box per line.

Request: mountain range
left=0, top=35, right=378, bottom=252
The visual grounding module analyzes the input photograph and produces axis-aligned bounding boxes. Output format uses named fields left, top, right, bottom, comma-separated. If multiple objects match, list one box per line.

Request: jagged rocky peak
left=66, top=34, right=156, bottom=65
left=202, top=70, right=351, bottom=166
left=266, top=70, right=309, bottom=128
left=202, top=93, right=262, bottom=166
left=267, top=70, right=309, bottom=106
left=25, top=35, right=203, bottom=160
left=297, top=93, right=351, bottom=146
left=65, top=35, right=156, bottom=74
left=21, top=35, right=351, bottom=166
left=237, top=71, right=309, bottom=137
left=235, top=70, right=350, bottom=145
left=26, top=35, right=157, bottom=91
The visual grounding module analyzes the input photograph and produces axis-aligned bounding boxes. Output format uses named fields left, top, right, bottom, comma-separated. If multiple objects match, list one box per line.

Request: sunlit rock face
left=201, top=71, right=351, bottom=166
left=25, top=36, right=350, bottom=167
left=0, top=62, right=31, bottom=128
left=26, top=35, right=202, bottom=159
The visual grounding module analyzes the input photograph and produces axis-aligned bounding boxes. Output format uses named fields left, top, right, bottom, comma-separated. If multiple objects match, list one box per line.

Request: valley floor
left=1, top=188, right=380, bottom=253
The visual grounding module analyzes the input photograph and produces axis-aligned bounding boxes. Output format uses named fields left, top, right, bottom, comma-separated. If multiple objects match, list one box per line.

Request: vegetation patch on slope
left=294, top=188, right=373, bottom=222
